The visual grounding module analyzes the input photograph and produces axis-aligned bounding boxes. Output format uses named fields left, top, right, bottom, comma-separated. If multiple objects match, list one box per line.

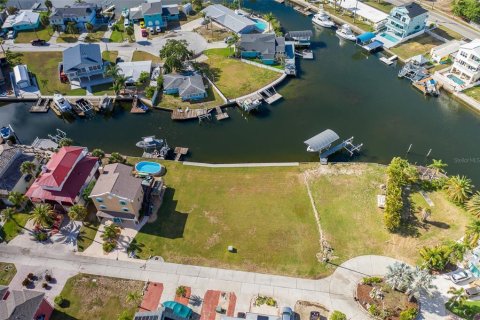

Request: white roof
left=337, top=0, right=388, bottom=24
left=117, top=61, right=152, bottom=83
left=2, top=10, right=39, bottom=29
left=460, top=38, right=480, bottom=55
left=430, top=40, right=465, bottom=58
left=202, top=4, right=256, bottom=33
left=13, top=65, right=30, bottom=83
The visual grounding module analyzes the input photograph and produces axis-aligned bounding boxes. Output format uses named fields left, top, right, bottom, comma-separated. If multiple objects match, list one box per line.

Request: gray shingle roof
left=202, top=4, right=256, bottom=33
left=63, top=44, right=102, bottom=73
left=239, top=33, right=285, bottom=59
left=164, top=74, right=206, bottom=98
left=0, top=151, right=34, bottom=196
left=0, top=287, right=46, bottom=320
left=90, top=163, right=142, bottom=201
left=141, top=2, right=163, bottom=16
left=403, top=2, right=427, bottom=18
left=50, top=3, right=96, bottom=20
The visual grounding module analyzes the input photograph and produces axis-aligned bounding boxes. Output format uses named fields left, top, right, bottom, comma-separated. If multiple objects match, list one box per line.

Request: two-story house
left=385, top=3, right=428, bottom=41
left=89, top=163, right=144, bottom=224
left=449, top=39, right=480, bottom=87
left=49, top=3, right=97, bottom=31
left=237, top=33, right=285, bottom=65
left=62, top=44, right=110, bottom=88
left=26, top=146, right=99, bottom=208
left=129, top=1, right=180, bottom=30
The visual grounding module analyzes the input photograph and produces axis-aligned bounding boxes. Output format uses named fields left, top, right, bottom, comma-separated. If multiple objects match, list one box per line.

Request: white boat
left=241, top=98, right=262, bottom=112
left=335, top=24, right=356, bottom=41
left=121, top=8, right=129, bottom=18
left=53, top=94, right=72, bottom=113
left=312, top=11, right=335, bottom=28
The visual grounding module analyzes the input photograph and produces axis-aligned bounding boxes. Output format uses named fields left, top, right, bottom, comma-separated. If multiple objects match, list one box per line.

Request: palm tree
left=447, top=240, right=468, bottom=264
left=419, top=245, right=450, bottom=271
left=7, top=191, right=27, bottom=209
left=0, top=207, right=16, bottom=224
left=112, top=81, right=122, bottom=96
left=101, top=223, right=120, bottom=242
left=44, top=0, right=53, bottom=12
left=20, top=161, right=36, bottom=176
left=91, top=149, right=105, bottom=159
left=467, top=192, right=480, bottom=218
left=29, top=204, right=54, bottom=228
left=125, top=291, right=142, bottom=305
left=125, top=26, right=134, bottom=41
left=447, top=287, right=467, bottom=309
left=444, top=175, right=474, bottom=204
left=226, top=33, right=239, bottom=55
left=264, top=12, right=275, bottom=31
left=85, top=22, right=94, bottom=33
left=428, top=159, right=448, bottom=175
left=104, top=64, right=121, bottom=80
left=465, top=220, right=480, bottom=248
left=68, top=204, right=88, bottom=223
left=65, top=21, right=78, bottom=36
left=40, top=15, right=50, bottom=34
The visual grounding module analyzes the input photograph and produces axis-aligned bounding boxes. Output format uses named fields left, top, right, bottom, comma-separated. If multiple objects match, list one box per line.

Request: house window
left=96, top=197, right=103, bottom=202
left=100, top=205, right=107, bottom=210
left=119, top=200, right=127, bottom=206
left=155, top=20, right=160, bottom=25
left=122, top=208, right=129, bottom=212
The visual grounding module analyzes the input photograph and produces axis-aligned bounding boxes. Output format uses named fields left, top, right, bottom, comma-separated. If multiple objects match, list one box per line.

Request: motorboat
left=312, top=11, right=335, bottom=28
left=53, top=94, right=72, bottom=113
left=121, top=8, right=129, bottom=18
left=99, top=95, right=114, bottom=112
left=336, top=24, right=356, bottom=41
left=136, top=136, right=166, bottom=149
left=425, top=79, right=439, bottom=97
left=241, top=98, right=262, bottom=112
left=0, top=125, right=13, bottom=140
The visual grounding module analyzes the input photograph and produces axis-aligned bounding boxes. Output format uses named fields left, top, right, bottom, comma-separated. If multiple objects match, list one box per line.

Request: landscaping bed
left=0, top=262, right=16, bottom=285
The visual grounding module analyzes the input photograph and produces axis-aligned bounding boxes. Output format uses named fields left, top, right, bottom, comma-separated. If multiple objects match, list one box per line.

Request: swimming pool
left=135, top=161, right=163, bottom=176
left=447, top=74, right=465, bottom=86
left=379, top=32, right=399, bottom=43
left=252, top=18, right=268, bottom=32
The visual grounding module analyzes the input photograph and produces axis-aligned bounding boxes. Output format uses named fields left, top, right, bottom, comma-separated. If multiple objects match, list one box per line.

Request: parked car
left=108, top=20, right=115, bottom=30
left=224, top=35, right=234, bottom=43
left=140, top=21, right=145, bottom=29
left=7, top=30, right=15, bottom=39
left=31, top=39, right=46, bottom=46
left=141, top=29, right=148, bottom=37
left=155, top=26, right=161, bottom=33
left=309, top=311, right=320, bottom=320
left=281, top=307, right=294, bottom=320
left=450, top=269, right=473, bottom=284
left=124, top=18, right=130, bottom=28
left=148, top=27, right=155, bottom=35
left=466, top=285, right=480, bottom=297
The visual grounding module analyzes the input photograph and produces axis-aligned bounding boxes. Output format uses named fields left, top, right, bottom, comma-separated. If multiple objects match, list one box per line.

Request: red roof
left=37, top=146, right=85, bottom=188
left=26, top=155, right=98, bottom=205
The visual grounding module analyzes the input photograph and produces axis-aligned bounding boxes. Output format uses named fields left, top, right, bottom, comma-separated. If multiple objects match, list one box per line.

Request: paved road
left=0, top=244, right=446, bottom=319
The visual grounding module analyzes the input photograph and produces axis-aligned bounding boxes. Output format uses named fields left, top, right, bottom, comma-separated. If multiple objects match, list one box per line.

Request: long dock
left=171, top=108, right=210, bottom=120
left=174, top=147, right=189, bottom=161
left=262, top=88, right=283, bottom=104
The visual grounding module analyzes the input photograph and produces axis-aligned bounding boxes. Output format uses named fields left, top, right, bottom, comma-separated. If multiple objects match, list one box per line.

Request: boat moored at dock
left=53, top=94, right=73, bottom=114
left=336, top=24, right=356, bottom=41
left=312, top=11, right=335, bottom=28
left=0, top=125, right=13, bottom=140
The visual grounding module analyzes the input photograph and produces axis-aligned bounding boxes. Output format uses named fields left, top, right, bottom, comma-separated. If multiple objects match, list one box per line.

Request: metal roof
left=202, top=4, right=256, bottom=33
left=163, top=301, right=192, bottom=319
left=63, top=44, right=102, bottom=73
left=285, top=30, right=313, bottom=39
left=304, top=129, right=339, bottom=152
left=356, top=32, right=375, bottom=43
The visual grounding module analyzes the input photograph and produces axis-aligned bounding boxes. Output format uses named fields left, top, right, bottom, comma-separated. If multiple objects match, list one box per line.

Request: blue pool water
left=135, top=161, right=162, bottom=174
left=252, top=18, right=268, bottom=32
left=447, top=74, right=465, bottom=85
left=379, top=32, right=399, bottom=43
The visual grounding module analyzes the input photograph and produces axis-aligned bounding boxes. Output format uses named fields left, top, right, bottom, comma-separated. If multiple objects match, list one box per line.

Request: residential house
left=117, top=60, right=152, bottom=86
left=385, top=3, right=428, bottom=40
left=129, top=1, right=180, bottom=29
left=62, top=43, right=110, bottom=88
left=25, top=146, right=99, bottom=208
left=0, top=285, right=54, bottom=320
left=238, top=33, right=285, bottom=65
left=202, top=4, right=258, bottom=34
left=449, top=39, right=480, bottom=86
left=163, top=74, right=207, bottom=101
left=430, top=40, right=465, bottom=63
left=0, top=144, right=36, bottom=205
left=89, top=163, right=144, bottom=224
left=49, top=3, right=97, bottom=31
left=1, top=10, right=40, bottom=31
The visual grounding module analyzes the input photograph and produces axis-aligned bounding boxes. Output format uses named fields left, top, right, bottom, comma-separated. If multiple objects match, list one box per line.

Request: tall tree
left=44, top=0, right=53, bottom=12
left=101, top=223, right=120, bottom=242
left=419, top=245, right=451, bottom=271
left=465, top=220, right=480, bottom=248
left=444, top=175, right=474, bottom=204
left=136, top=71, right=150, bottom=89
left=125, top=26, right=134, bottom=40
left=65, top=21, right=78, bottom=35
left=85, top=22, right=94, bottom=33
left=40, top=15, right=50, bottom=34
left=29, top=204, right=55, bottom=228
left=68, top=204, right=88, bottom=223
left=20, top=161, right=36, bottom=176
left=263, top=12, right=275, bottom=31
left=104, top=64, right=121, bottom=80
left=7, top=191, right=27, bottom=209
left=0, top=207, right=16, bottom=224
left=466, top=192, right=480, bottom=218
left=159, top=39, right=193, bottom=73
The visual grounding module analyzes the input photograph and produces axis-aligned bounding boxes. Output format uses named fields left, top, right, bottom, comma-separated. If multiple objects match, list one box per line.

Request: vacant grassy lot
left=0, top=262, right=16, bottom=285
left=306, top=163, right=470, bottom=266
left=1, top=212, right=29, bottom=242
left=133, top=161, right=326, bottom=278
left=463, top=86, right=480, bottom=101
left=84, top=26, right=108, bottom=43
left=390, top=34, right=443, bottom=60
left=159, top=86, right=224, bottom=110
left=15, top=25, right=53, bottom=43
left=204, top=48, right=281, bottom=99
left=195, top=24, right=232, bottom=42
left=363, top=0, right=394, bottom=13
left=132, top=51, right=162, bottom=64
left=21, top=52, right=86, bottom=95
left=102, top=51, right=118, bottom=63
left=52, top=274, right=143, bottom=320
left=431, top=25, right=463, bottom=41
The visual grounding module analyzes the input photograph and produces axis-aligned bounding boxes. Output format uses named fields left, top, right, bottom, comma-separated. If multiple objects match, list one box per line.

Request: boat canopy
left=304, top=129, right=340, bottom=152
left=363, top=40, right=383, bottom=51
left=163, top=301, right=192, bottom=319
left=356, top=32, right=375, bottom=44
left=286, top=30, right=313, bottom=39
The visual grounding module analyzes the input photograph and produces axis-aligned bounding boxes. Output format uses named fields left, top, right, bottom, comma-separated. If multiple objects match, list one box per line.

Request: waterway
left=2, top=0, right=480, bottom=183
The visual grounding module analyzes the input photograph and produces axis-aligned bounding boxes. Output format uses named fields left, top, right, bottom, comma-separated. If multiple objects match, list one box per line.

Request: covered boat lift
left=304, top=129, right=363, bottom=163
left=356, top=32, right=383, bottom=53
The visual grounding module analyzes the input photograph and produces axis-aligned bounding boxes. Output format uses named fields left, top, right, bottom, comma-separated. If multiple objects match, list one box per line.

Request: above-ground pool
left=135, top=161, right=163, bottom=176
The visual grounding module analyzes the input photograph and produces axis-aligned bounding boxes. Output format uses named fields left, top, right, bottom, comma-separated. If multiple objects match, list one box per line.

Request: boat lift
left=304, top=129, right=363, bottom=163
left=47, top=129, right=67, bottom=143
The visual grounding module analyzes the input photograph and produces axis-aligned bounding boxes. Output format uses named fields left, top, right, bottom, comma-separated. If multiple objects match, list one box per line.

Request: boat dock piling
left=215, top=106, right=229, bottom=120
left=174, top=147, right=189, bottom=161
left=262, top=88, right=283, bottom=104
left=380, top=55, right=398, bottom=66
left=30, top=98, right=51, bottom=113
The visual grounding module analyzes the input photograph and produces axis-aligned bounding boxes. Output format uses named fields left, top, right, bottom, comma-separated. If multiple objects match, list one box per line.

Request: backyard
left=102, top=51, right=118, bottom=63
left=91, top=83, right=114, bottom=96
left=390, top=34, right=443, bottom=60
left=21, top=52, right=86, bottom=95
left=159, top=86, right=224, bottom=110
left=324, top=6, right=374, bottom=32
left=0, top=262, right=16, bottom=285
left=52, top=274, right=144, bottom=320
left=463, top=86, right=480, bottom=101
left=203, top=48, right=281, bottom=99
left=132, top=50, right=162, bottom=64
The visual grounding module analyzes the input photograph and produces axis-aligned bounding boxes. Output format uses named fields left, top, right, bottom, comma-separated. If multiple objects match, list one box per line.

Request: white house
left=430, top=40, right=465, bottom=63
left=1, top=10, right=40, bottom=31
left=450, top=39, right=480, bottom=86
left=13, top=65, right=31, bottom=89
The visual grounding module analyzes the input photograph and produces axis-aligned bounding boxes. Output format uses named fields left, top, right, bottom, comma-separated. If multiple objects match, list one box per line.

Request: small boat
left=0, top=125, right=13, bottom=140
left=53, top=94, right=72, bottom=113
left=336, top=24, right=356, bottom=41
left=121, top=8, right=129, bottom=18
left=99, top=95, right=114, bottom=112
left=425, top=79, right=439, bottom=96
left=136, top=136, right=166, bottom=149
left=241, top=98, right=262, bottom=112
left=312, top=11, right=335, bottom=28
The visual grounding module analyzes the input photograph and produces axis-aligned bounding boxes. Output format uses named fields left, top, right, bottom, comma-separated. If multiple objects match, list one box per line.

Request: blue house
left=129, top=1, right=179, bottom=29
left=62, top=44, right=110, bottom=88
left=386, top=3, right=428, bottom=40
left=238, top=33, right=285, bottom=65
left=49, top=3, right=97, bottom=31
left=163, top=74, right=207, bottom=101
left=1, top=10, right=40, bottom=32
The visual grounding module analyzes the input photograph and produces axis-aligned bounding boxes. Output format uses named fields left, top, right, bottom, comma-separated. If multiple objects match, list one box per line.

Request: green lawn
left=431, top=25, right=463, bottom=41
left=102, top=51, right=118, bottom=64
left=203, top=48, right=281, bottom=99
left=463, top=86, right=480, bottom=101
left=0, top=263, right=16, bottom=285
left=133, top=161, right=326, bottom=278
left=91, top=83, right=114, bottom=96
left=1, top=213, right=29, bottom=243
left=447, top=301, right=480, bottom=319
left=56, top=33, right=79, bottom=43
left=159, top=86, right=224, bottom=110
left=362, top=0, right=394, bottom=13
left=84, top=26, right=108, bottom=43
left=52, top=274, right=144, bottom=320
left=20, top=52, right=86, bottom=95
left=77, top=221, right=100, bottom=252
left=390, top=34, right=443, bottom=60
left=109, top=22, right=132, bottom=43
left=15, top=25, right=53, bottom=43
left=132, top=51, right=162, bottom=64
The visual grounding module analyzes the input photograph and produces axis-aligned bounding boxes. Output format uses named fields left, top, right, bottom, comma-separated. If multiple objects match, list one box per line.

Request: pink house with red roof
left=26, top=146, right=99, bottom=208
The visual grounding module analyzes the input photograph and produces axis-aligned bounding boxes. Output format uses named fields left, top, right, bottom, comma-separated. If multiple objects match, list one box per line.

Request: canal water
left=2, top=0, right=480, bottom=183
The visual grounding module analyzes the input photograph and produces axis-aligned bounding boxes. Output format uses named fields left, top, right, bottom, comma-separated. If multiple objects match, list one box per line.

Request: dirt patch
left=294, top=300, right=329, bottom=320
left=206, top=232, right=220, bottom=249
left=304, top=163, right=372, bottom=178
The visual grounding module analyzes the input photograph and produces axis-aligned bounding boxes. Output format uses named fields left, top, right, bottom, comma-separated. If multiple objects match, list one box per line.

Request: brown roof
left=90, top=163, right=142, bottom=200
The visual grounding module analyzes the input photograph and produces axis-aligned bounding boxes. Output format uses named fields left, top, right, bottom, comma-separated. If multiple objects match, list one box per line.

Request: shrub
left=176, top=285, right=187, bottom=297
left=35, top=232, right=48, bottom=242
left=399, top=307, right=418, bottom=320
left=22, top=278, right=31, bottom=287
left=42, top=282, right=48, bottom=289
left=362, top=276, right=383, bottom=285
left=368, top=304, right=380, bottom=316
left=27, top=273, right=34, bottom=280
left=329, top=311, right=347, bottom=320
left=145, top=86, right=156, bottom=99
left=54, top=295, right=65, bottom=307
left=103, top=241, right=116, bottom=253
left=45, top=274, right=52, bottom=282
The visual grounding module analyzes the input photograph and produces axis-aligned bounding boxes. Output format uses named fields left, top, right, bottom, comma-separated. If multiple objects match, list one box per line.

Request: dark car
left=31, top=39, right=46, bottom=46
left=141, top=29, right=148, bottom=37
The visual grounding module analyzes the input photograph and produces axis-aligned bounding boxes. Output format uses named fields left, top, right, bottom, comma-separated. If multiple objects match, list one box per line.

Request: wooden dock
left=30, top=98, right=50, bottom=113
left=412, top=76, right=440, bottom=96
left=293, top=6, right=312, bottom=16
left=171, top=108, right=210, bottom=120
left=262, top=88, right=283, bottom=104
left=174, top=147, right=189, bottom=161
left=49, top=100, right=62, bottom=116
left=215, top=106, right=229, bottom=121
left=130, top=96, right=147, bottom=114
